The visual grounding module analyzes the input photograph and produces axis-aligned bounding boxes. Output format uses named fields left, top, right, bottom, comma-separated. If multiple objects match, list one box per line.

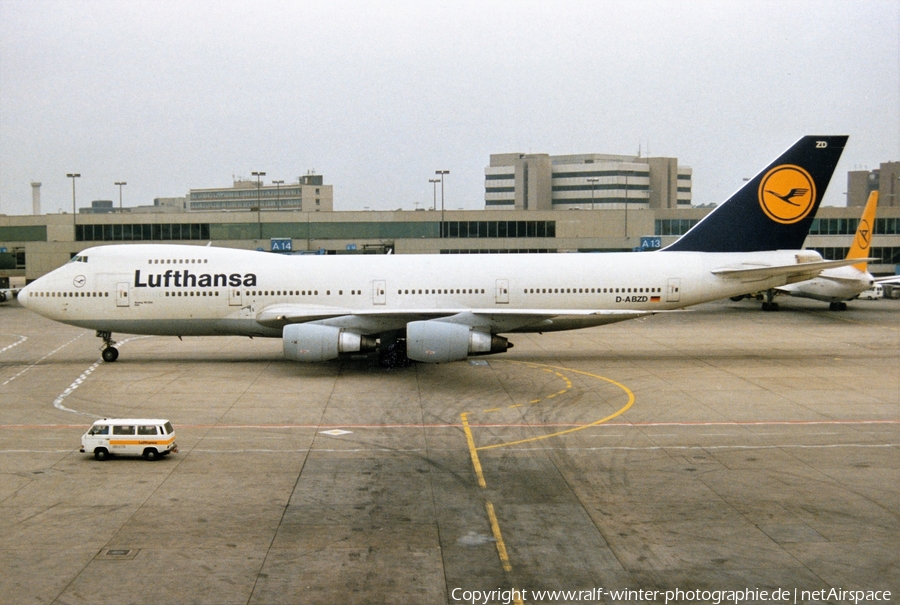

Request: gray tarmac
left=0, top=297, right=898, bottom=605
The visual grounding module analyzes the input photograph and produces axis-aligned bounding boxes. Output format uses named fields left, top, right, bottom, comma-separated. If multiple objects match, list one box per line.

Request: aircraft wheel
left=761, top=302, right=779, bottom=312
left=94, top=448, right=109, bottom=461
left=730, top=295, right=746, bottom=302
left=102, top=347, right=119, bottom=363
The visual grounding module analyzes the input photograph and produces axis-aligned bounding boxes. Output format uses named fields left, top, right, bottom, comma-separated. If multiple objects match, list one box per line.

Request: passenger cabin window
left=138, top=425, right=159, bottom=436
left=112, top=425, right=135, bottom=435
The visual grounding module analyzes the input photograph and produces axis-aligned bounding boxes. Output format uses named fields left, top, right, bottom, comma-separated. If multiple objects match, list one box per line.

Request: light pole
left=67, top=173, right=80, bottom=236
left=428, top=178, right=439, bottom=211
left=272, top=180, right=283, bottom=208
left=252, top=171, right=266, bottom=240
left=587, top=177, right=599, bottom=211
left=115, top=181, right=127, bottom=212
left=623, top=172, right=629, bottom=238
left=435, top=170, right=449, bottom=237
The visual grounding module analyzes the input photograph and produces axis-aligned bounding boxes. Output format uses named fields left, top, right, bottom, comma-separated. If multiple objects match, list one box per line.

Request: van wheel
left=143, top=448, right=158, bottom=461
left=94, top=448, right=109, bottom=461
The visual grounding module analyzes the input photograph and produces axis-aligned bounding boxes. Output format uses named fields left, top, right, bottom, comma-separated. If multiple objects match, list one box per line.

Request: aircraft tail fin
left=847, top=191, right=878, bottom=271
left=663, top=136, right=848, bottom=252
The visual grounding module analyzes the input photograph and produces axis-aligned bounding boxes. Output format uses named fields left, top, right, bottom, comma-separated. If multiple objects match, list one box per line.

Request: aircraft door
left=116, top=282, right=130, bottom=307
left=667, top=278, right=681, bottom=302
left=495, top=279, right=509, bottom=304
left=373, top=280, right=386, bottom=305
left=228, top=287, right=243, bottom=306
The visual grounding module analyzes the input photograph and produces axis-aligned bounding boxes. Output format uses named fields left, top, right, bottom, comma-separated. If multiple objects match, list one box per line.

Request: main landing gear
left=97, top=331, right=119, bottom=362
left=378, top=337, right=412, bottom=368
left=761, top=289, right=779, bottom=312
left=829, top=301, right=848, bottom=311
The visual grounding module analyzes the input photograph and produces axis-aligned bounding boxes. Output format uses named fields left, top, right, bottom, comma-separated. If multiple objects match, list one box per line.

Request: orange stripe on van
left=109, top=436, right=175, bottom=446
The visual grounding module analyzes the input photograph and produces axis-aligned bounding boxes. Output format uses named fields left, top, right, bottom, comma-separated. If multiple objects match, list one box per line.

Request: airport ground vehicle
left=81, top=418, right=177, bottom=461
left=858, top=284, right=883, bottom=300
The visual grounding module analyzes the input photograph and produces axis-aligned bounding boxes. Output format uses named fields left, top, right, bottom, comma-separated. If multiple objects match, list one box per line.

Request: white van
left=81, top=419, right=177, bottom=461
left=858, top=284, right=884, bottom=300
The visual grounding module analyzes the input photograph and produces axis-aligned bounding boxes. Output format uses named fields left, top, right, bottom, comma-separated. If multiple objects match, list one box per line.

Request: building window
left=809, top=247, right=900, bottom=264
left=875, top=218, right=899, bottom=235
left=441, top=220, right=555, bottom=239
left=655, top=219, right=699, bottom=236
left=76, top=223, right=211, bottom=242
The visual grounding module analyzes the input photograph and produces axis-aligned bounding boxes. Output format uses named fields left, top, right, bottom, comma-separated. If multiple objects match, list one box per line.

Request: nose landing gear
left=97, top=331, right=119, bottom=362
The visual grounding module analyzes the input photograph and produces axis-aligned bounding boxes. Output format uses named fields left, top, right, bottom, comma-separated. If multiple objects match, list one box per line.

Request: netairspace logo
left=450, top=587, right=893, bottom=604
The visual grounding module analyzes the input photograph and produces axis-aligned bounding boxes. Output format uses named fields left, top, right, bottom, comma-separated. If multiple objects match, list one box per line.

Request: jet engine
left=406, top=320, right=510, bottom=363
left=283, top=324, right=376, bottom=362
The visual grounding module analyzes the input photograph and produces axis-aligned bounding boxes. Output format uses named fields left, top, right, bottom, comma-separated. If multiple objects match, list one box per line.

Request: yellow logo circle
left=758, top=165, right=816, bottom=224
left=855, top=218, right=871, bottom=251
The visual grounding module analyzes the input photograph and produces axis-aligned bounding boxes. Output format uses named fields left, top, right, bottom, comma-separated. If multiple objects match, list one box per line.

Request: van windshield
left=164, top=422, right=174, bottom=434
left=88, top=425, right=109, bottom=436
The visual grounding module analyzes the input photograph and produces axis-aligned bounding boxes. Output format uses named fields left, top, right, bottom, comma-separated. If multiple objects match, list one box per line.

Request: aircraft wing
left=256, top=304, right=354, bottom=326
left=874, top=274, right=900, bottom=285
left=711, top=258, right=873, bottom=283
left=256, top=304, right=654, bottom=334
left=799, top=273, right=872, bottom=285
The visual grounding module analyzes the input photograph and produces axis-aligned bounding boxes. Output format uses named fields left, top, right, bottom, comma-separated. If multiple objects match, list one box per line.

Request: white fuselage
left=19, top=244, right=821, bottom=338
left=777, top=265, right=874, bottom=303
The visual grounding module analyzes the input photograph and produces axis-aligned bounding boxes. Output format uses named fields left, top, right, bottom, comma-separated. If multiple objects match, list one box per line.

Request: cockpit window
left=69, top=255, right=88, bottom=263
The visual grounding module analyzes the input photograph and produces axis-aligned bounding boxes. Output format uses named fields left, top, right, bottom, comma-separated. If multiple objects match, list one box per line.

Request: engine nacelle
left=406, top=320, right=510, bottom=363
left=283, top=324, right=375, bottom=362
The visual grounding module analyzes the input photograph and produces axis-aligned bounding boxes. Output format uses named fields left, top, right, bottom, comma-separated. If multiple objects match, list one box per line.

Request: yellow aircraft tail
left=847, top=191, right=878, bottom=271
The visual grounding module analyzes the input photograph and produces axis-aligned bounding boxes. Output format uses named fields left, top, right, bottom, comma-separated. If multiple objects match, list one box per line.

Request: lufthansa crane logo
left=855, top=219, right=871, bottom=250
left=758, top=165, right=816, bottom=224
left=73, top=275, right=86, bottom=288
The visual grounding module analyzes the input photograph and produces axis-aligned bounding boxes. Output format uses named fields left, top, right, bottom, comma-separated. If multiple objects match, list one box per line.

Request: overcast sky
left=1, top=0, right=897, bottom=216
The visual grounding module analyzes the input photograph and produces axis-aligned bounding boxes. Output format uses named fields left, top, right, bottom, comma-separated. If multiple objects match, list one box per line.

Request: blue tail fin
left=664, top=136, right=848, bottom=252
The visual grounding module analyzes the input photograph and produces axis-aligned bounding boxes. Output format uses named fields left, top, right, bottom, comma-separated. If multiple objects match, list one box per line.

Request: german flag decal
left=650, top=296, right=661, bottom=302
left=758, top=164, right=817, bottom=225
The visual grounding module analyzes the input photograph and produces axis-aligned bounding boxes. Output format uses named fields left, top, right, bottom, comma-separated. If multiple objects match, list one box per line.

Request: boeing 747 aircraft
left=19, top=136, right=859, bottom=365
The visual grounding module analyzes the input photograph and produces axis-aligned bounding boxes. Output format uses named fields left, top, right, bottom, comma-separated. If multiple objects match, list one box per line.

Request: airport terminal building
left=847, top=162, right=899, bottom=208
left=2, top=204, right=898, bottom=284
left=485, top=152, right=692, bottom=211
left=188, top=174, right=333, bottom=212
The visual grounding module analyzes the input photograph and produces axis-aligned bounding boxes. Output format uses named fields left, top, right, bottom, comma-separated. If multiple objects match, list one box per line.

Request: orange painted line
left=460, top=413, right=486, bottom=488
left=486, top=501, right=512, bottom=572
